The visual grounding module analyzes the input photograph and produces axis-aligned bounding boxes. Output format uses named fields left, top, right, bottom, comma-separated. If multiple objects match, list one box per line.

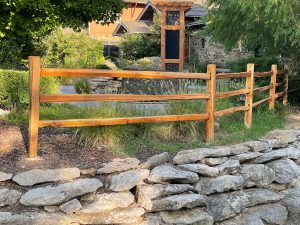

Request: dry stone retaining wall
left=1, top=129, right=300, bottom=225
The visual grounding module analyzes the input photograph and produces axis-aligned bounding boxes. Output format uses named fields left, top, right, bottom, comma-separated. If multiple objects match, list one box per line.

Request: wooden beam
left=215, top=106, right=249, bottom=118
left=283, top=65, right=289, bottom=106
left=253, top=98, right=270, bottom=108
left=254, top=71, right=273, bottom=78
left=28, top=56, right=41, bottom=158
left=216, top=89, right=250, bottom=99
left=269, top=65, right=277, bottom=109
left=216, top=72, right=251, bottom=79
left=40, top=68, right=210, bottom=80
left=244, top=64, right=254, bottom=128
left=39, top=114, right=209, bottom=128
left=40, top=93, right=210, bottom=103
left=253, top=85, right=270, bottom=92
left=205, top=64, right=216, bottom=142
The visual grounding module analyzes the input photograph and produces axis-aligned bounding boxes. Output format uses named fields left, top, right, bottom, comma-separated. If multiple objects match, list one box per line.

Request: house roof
left=185, top=4, right=208, bottom=17
left=113, top=21, right=151, bottom=36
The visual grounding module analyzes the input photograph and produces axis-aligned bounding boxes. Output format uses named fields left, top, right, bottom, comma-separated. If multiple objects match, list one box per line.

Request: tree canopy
left=205, top=0, right=300, bottom=59
left=0, top=0, right=124, bottom=39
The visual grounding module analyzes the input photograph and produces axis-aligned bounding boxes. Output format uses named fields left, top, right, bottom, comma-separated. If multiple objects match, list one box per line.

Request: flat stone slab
left=207, top=188, right=283, bottom=221
left=264, top=129, right=298, bottom=143
left=267, top=158, right=300, bottom=184
left=160, top=207, right=214, bottom=225
left=254, top=147, right=300, bottom=163
left=195, top=175, right=244, bottom=195
left=137, top=184, right=193, bottom=210
left=20, top=178, right=103, bottom=206
left=201, top=157, right=228, bottom=166
left=0, top=188, right=22, bottom=207
left=218, top=159, right=240, bottom=174
left=240, top=164, right=275, bottom=188
left=80, top=191, right=135, bottom=213
left=110, top=169, right=149, bottom=191
left=173, top=147, right=231, bottom=164
left=12, top=168, right=81, bottom=186
left=139, top=152, right=171, bottom=169
left=217, top=204, right=288, bottom=225
left=0, top=171, right=13, bottom=182
left=178, top=163, right=220, bottom=177
left=148, top=164, right=199, bottom=184
left=59, top=199, right=82, bottom=214
left=150, top=193, right=207, bottom=212
left=243, top=141, right=269, bottom=152
left=97, top=158, right=140, bottom=174
left=231, top=152, right=263, bottom=163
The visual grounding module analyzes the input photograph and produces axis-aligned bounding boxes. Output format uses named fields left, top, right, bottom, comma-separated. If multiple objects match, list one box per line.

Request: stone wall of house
left=189, top=35, right=252, bottom=67
left=1, top=128, right=300, bottom=225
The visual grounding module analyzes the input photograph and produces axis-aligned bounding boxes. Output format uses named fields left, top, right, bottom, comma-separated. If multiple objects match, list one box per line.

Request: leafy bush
left=0, top=70, right=58, bottom=109
left=41, top=28, right=105, bottom=68
left=230, top=56, right=280, bottom=72
left=74, top=78, right=91, bottom=94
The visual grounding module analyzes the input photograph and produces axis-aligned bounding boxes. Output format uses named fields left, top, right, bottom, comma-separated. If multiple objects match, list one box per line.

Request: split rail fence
left=28, top=56, right=288, bottom=158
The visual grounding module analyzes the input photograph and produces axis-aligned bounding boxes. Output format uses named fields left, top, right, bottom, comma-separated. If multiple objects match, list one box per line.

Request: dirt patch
left=0, top=120, right=116, bottom=174
left=285, top=106, right=300, bottom=129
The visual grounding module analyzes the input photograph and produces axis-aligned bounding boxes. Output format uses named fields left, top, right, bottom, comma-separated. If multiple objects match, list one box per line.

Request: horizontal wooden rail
left=254, top=85, right=270, bottom=92
left=277, top=70, right=285, bottom=75
left=40, top=93, right=210, bottom=103
left=40, top=68, right=210, bottom=80
left=289, top=88, right=300, bottom=93
left=254, top=71, right=273, bottom=78
left=275, top=91, right=286, bottom=99
left=38, top=114, right=209, bottom=128
left=216, top=72, right=251, bottom=79
left=253, top=98, right=270, bottom=108
left=216, top=89, right=249, bottom=99
left=215, top=106, right=249, bottom=118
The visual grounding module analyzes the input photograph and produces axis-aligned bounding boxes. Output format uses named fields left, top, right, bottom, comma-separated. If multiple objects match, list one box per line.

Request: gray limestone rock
left=140, top=152, right=171, bottom=169
left=240, top=164, right=276, bottom=188
left=59, top=199, right=82, bottom=214
left=110, top=169, right=149, bottom=191
left=281, top=187, right=300, bottom=225
left=148, top=164, right=199, bottom=184
left=207, top=188, right=283, bottom=221
left=160, top=207, right=214, bottom=225
left=231, top=152, right=263, bottom=163
left=195, top=175, right=244, bottom=195
left=12, top=168, right=81, bottom=186
left=243, top=141, right=269, bottom=152
left=178, top=163, right=220, bottom=177
left=218, top=160, right=240, bottom=174
left=0, top=188, right=22, bottom=207
left=201, top=157, right=228, bottom=166
left=0, top=171, right=13, bottom=182
left=137, top=184, right=194, bottom=210
left=80, top=191, right=135, bottom=213
left=20, top=178, right=103, bottom=206
left=267, top=158, right=300, bottom=184
left=173, top=148, right=231, bottom=164
left=150, top=193, right=207, bottom=212
left=97, top=158, right=140, bottom=174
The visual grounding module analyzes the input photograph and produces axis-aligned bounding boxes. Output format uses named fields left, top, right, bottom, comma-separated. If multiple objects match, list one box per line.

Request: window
left=201, top=38, right=206, bottom=49
left=166, top=11, right=180, bottom=25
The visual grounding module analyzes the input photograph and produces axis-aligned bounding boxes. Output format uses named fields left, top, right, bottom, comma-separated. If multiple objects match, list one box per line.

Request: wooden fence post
left=205, top=64, right=216, bottom=142
left=245, top=64, right=254, bottom=128
left=283, top=64, right=289, bottom=106
left=28, top=56, right=41, bottom=158
left=269, top=64, right=277, bottom=110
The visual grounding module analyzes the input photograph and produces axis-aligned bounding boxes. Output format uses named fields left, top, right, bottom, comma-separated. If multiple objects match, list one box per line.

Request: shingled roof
left=113, top=21, right=151, bottom=36
left=124, top=0, right=149, bottom=4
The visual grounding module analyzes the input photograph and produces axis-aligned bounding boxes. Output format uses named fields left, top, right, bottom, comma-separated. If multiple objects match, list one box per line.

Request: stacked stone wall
left=1, top=129, right=300, bottom=225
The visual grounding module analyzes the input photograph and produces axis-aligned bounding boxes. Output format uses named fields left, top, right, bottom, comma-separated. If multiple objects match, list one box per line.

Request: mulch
left=0, top=120, right=117, bottom=174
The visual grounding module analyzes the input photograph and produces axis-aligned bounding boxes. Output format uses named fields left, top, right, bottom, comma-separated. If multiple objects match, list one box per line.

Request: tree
left=0, top=0, right=124, bottom=67
left=205, top=0, right=300, bottom=60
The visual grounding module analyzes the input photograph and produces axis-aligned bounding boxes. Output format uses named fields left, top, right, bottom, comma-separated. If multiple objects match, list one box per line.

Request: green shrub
left=41, top=28, right=105, bottom=68
left=74, top=78, right=91, bottom=94
left=0, top=70, right=58, bottom=109
left=230, top=56, right=280, bottom=72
